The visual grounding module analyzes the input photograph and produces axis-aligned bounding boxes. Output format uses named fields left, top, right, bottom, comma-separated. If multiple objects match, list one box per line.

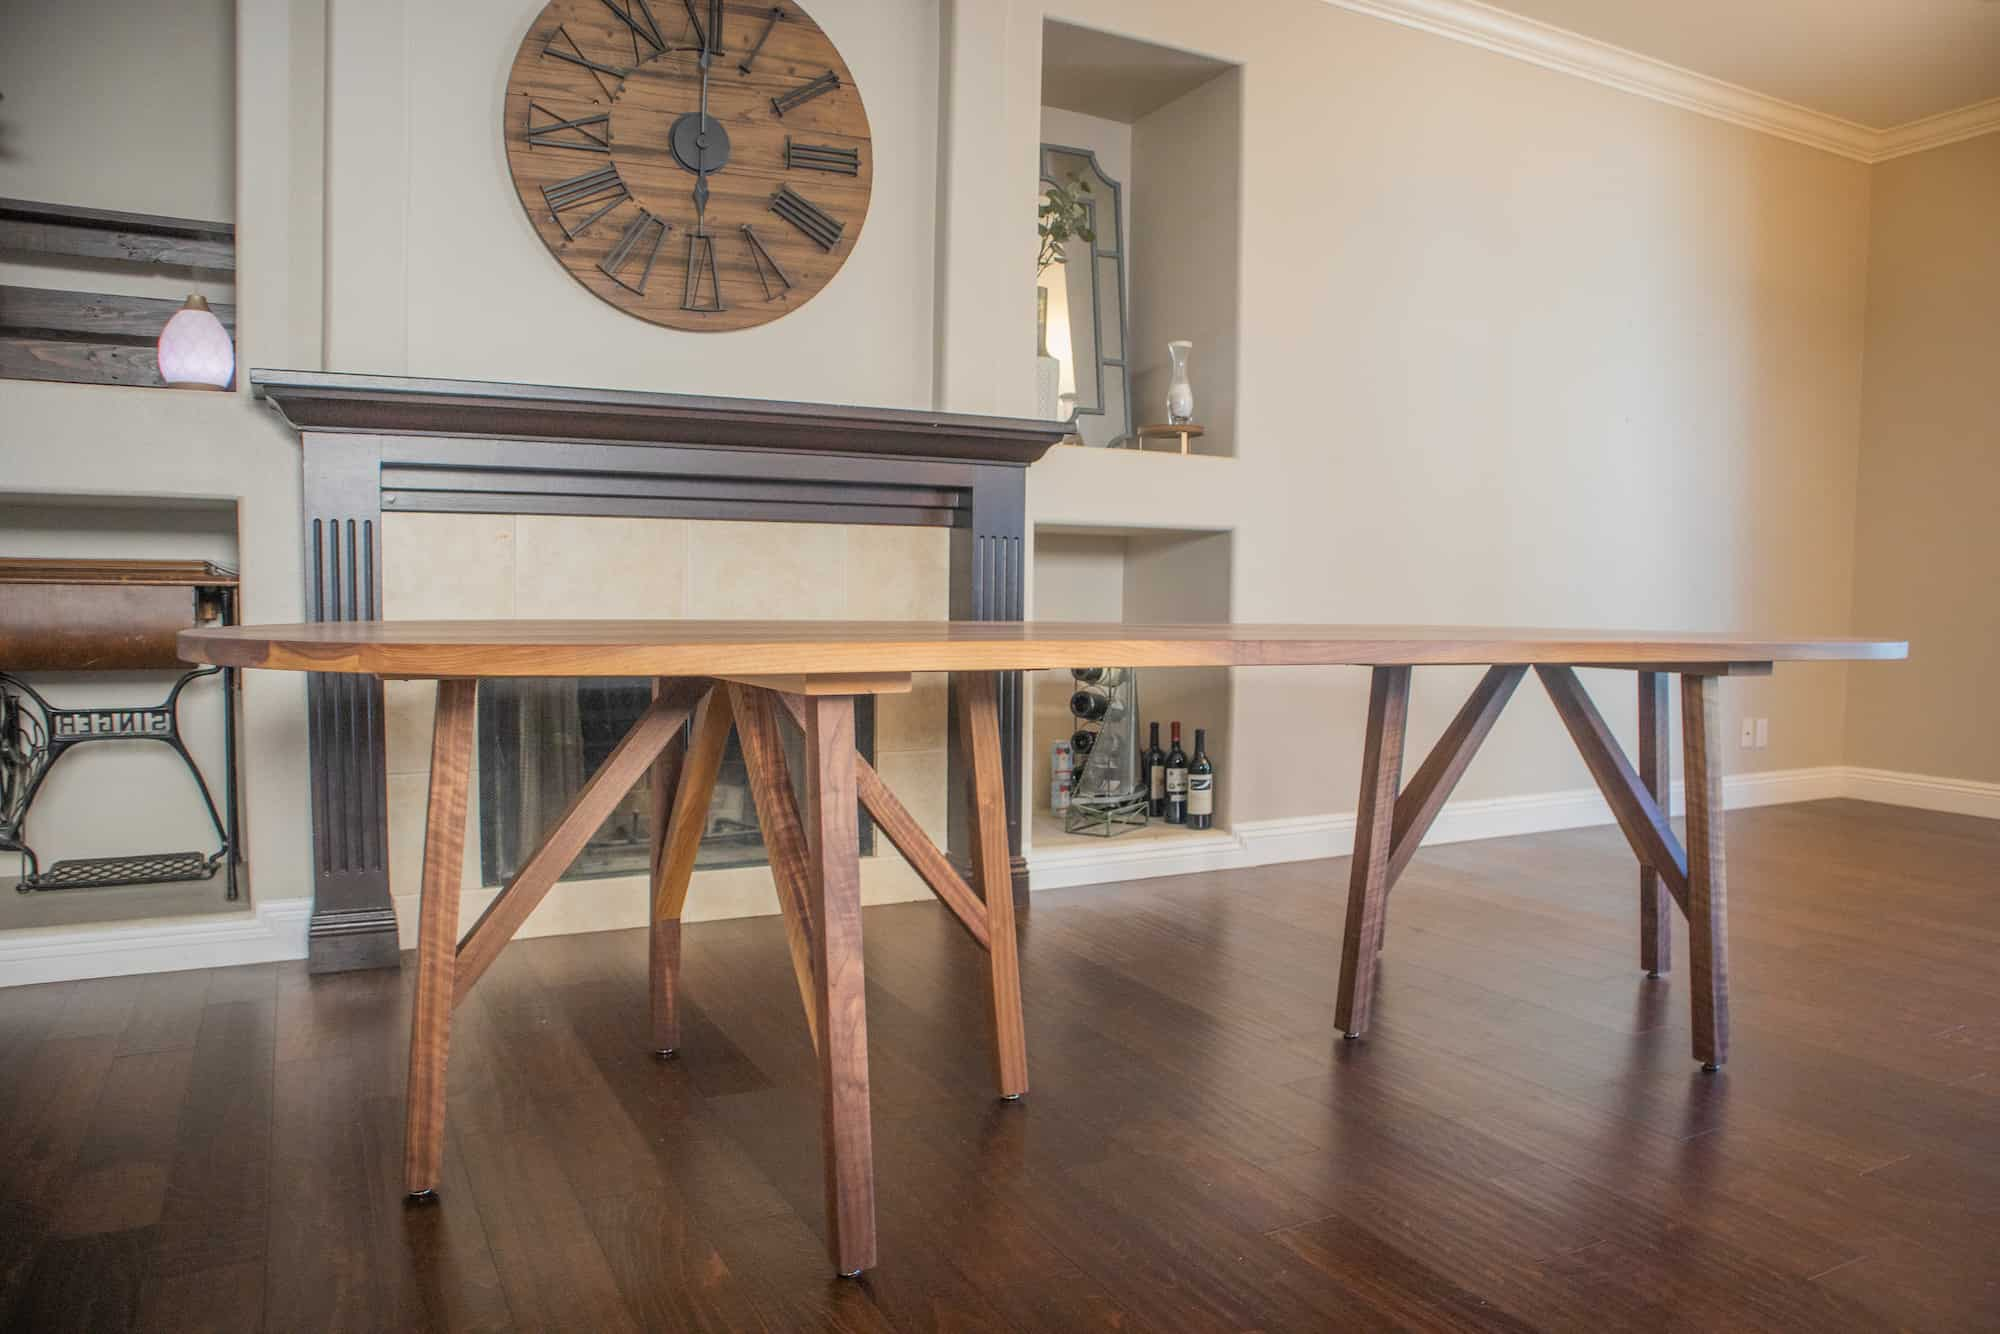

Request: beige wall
left=1847, top=134, right=2000, bottom=783
left=0, top=0, right=237, bottom=221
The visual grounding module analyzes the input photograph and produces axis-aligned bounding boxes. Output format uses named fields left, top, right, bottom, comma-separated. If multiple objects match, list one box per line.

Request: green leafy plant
left=1037, top=173, right=1096, bottom=276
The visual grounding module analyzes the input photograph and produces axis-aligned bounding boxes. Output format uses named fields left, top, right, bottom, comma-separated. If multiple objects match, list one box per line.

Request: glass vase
left=1166, top=340, right=1194, bottom=425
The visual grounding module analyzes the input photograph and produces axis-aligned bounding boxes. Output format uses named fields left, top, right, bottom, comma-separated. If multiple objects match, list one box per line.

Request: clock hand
left=693, top=43, right=713, bottom=228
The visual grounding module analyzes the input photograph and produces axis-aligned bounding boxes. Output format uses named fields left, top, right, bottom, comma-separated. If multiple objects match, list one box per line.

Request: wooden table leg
left=404, top=678, right=476, bottom=1199
left=649, top=685, right=732, bottom=1056
left=1637, top=672, right=1673, bottom=978
left=803, top=694, right=877, bottom=1276
left=1681, top=673, right=1730, bottom=1070
left=959, top=671, right=1029, bottom=1099
left=1335, top=666, right=1412, bottom=1039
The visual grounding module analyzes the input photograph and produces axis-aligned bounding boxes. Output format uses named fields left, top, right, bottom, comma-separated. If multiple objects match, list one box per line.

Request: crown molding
left=1324, top=0, right=2000, bottom=165
left=1869, top=97, right=2000, bottom=163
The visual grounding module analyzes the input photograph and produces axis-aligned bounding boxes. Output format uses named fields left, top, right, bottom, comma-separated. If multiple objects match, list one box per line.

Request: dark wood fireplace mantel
left=255, top=370, right=1067, bottom=973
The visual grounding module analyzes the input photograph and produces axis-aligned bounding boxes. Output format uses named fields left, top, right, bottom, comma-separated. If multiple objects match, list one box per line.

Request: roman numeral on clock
left=741, top=224, right=792, bottom=300
left=543, top=166, right=629, bottom=239
left=771, top=70, right=839, bottom=118
left=785, top=137, right=859, bottom=175
left=600, top=210, right=669, bottom=293
left=770, top=185, right=843, bottom=251
left=738, top=7, right=783, bottom=74
left=679, top=0, right=723, bottom=51
left=597, top=0, right=666, bottom=58
left=682, top=233, right=725, bottom=311
left=543, top=25, right=631, bottom=98
left=525, top=101, right=610, bottom=154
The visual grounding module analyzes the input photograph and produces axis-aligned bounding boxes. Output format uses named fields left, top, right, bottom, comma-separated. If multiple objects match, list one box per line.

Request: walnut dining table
left=178, top=619, right=1905, bottom=1276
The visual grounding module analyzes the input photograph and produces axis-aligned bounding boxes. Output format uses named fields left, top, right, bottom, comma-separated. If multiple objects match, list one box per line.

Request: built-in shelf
left=1030, top=807, right=1230, bottom=852
left=1028, top=522, right=1233, bottom=854
left=0, top=199, right=237, bottom=389
left=1037, top=23, right=1242, bottom=461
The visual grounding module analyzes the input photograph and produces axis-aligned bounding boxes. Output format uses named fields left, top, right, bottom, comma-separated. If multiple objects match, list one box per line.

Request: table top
left=178, top=620, right=1906, bottom=682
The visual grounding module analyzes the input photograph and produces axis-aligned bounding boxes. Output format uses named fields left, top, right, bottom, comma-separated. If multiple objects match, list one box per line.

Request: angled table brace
left=1535, top=666, right=1690, bottom=913
left=729, top=683, right=821, bottom=1050
left=1374, top=665, right=1526, bottom=949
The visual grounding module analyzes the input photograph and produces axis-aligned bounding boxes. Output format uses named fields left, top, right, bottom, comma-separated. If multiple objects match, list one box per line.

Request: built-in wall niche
left=1039, top=21, right=1241, bottom=458
left=0, top=492, right=245, bottom=932
left=0, top=0, right=238, bottom=388
left=1029, top=524, right=1233, bottom=849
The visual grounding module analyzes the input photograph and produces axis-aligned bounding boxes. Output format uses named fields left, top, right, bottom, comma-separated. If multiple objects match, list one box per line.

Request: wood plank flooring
left=1, top=798, right=1995, bottom=1332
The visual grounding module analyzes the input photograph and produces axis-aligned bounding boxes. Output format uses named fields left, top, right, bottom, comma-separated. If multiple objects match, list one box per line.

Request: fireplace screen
left=477, top=680, right=872, bottom=887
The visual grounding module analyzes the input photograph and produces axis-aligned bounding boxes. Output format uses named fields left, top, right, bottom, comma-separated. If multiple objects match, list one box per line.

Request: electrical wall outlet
left=1754, top=718, right=1769, bottom=749
left=1741, top=718, right=1756, bottom=748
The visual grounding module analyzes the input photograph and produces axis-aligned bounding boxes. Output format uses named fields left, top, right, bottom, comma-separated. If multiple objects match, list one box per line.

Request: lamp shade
left=156, top=295, right=233, bottom=389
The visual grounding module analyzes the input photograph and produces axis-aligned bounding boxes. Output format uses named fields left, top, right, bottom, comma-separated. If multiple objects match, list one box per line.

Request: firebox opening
left=477, top=679, right=874, bottom=887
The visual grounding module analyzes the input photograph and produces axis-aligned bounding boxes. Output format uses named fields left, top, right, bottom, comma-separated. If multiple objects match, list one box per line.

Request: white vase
left=1166, top=340, right=1194, bottom=425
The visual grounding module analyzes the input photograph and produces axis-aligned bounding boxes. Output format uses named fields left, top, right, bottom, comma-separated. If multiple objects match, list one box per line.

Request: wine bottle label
left=1188, top=774, right=1213, bottom=817
left=1166, top=767, right=1188, bottom=795
left=1149, top=765, right=1166, bottom=800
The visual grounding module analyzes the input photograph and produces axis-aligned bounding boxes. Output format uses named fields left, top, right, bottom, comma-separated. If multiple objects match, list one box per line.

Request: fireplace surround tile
left=687, top=520, right=847, bottom=620
left=876, top=675, right=948, bottom=753
left=846, top=526, right=950, bottom=620
left=874, top=748, right=950, bottom=846
left=384, top=679, right=436, bottom=777
left=382, top=512, right=516, bottom=620
left=377, top=511, right=955, bottom=944
left=515, top=516, right=691, bottom=618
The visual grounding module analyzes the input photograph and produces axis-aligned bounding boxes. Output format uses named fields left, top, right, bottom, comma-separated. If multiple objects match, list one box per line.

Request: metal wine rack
left=1064, top=667, right=1148, bottom=837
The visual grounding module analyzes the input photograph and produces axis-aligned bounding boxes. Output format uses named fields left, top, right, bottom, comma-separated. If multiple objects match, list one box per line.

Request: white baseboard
left=1028, top=764, right=1857, bottom=891
left=7, top=765, right=1987, bottom=985
left=1843, top=767, right=2000, bottom=820
left=0, top=897, right=311, bottom=987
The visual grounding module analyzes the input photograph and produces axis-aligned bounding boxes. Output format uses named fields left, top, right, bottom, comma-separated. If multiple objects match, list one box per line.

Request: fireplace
left=476, top=678, right=872, bottom=884
left=254, top=370, right=1067, bottom=972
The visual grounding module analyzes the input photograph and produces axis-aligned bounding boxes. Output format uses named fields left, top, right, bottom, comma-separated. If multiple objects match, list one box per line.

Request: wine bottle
left=1145, top=722, right=1167, bottom=817
left=1069, top=690, right=1127, bottom=723
left=1070, top=666, right=1128, bottom=688
left=1187, top=729, right=1215, bottom=830
left=1070, top=729, right=1096, bottom=756
left=1165, top=721, right=1188, bottom=824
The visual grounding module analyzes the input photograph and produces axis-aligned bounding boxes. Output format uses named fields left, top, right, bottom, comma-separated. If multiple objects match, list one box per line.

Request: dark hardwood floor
left=2, top=798, right=1995, bottom=1332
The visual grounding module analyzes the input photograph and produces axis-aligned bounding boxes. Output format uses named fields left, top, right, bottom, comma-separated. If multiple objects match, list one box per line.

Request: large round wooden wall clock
left=504, top=1, right=872, bottom=331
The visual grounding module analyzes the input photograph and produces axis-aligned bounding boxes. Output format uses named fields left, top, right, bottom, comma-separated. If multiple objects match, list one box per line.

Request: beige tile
left=384, top=679, right=437, bottom=776
left=382, top=513, right=515, bottom=619
left=875, top=673, right=947, bottom=752
left=845, top=525, right=949, bottom=620
left=514, top=515, right=690, bottom=618
left=874, top=747, right=949, bottom=845
left=687, top=520, right=846, bottom=619
left=387, top=766, right=483, bottom=900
